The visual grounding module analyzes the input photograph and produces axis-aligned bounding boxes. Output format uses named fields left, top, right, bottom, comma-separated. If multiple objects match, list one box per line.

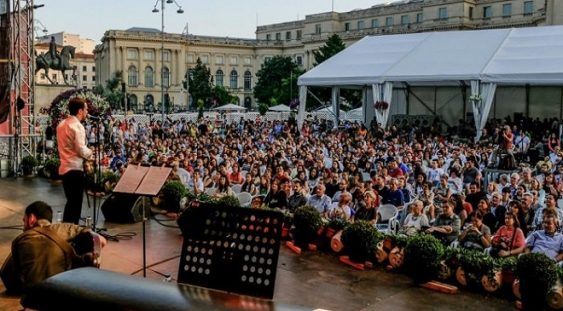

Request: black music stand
left=112, top=165, right=172, bottom=277
left=177, top=205, right=284, bottom=299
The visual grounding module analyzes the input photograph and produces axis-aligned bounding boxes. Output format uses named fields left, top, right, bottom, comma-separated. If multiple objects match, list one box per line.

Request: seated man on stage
left=0, top=201, right=106, bottom=295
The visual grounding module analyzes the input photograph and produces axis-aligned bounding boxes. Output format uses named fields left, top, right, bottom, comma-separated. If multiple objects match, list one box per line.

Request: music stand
left=177, top=205, right=284, bottom=299
left=113, top=165, right=172, bottom=277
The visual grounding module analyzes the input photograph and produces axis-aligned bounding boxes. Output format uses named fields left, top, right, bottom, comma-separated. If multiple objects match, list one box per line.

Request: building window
left=40, top=73, right=45, bottom=79
left=92, top=66, right=95, bottom=72
left=82, top=75, right=87, bottom=82
left=144, top=50, right=154, bottom=61
left=244, top=57, right=251, bottom=65
left=357, top=20, right=365, bottom=30
left=386, top=17, right=393, bottom=26
left=82, top=66, right=87, bottom=72
left=230, top=56, right=237, bottom=65
left=483, top=6, right=492, bottom=19
left=523, top=1, right=534, bottom=15
left=162, top=50, right=171, bottom=62
left=187, top=54, right=194, bottom=63
left=502, top=3, right=512, bottom=17
left=371, top=19, right=379, bottom=28
left=296, top=30, right=302, bottom=40
left=92, top=76, right=96, bottom=82
left=286, top=31, right=291, bottom=41
left=315, top=24, right=321, bottom=34
left=216, top=55, right=223, bottom=64
left=345, top=22, right=351, bottom=31
left=64, top=74, right=68, bottom=81
left=296, top=56, right=303, bottom=66
left=230, top=70, right=238, bottom=89
left=244, top=71, right=252, bottom=90
left=52, top=74, right=57, bottom=80
left=216, top=70, right=224, bottom=87
left=128, top=65, right=137, bottom=86
left=201, top=55, right=208, bottom=64
left=162, top=67, right=170, bottom=87
left=144, top=66, right=154, bottom=88
left=401, top=15, right=410, bottom=25
left=438, top=7, right=448, bottom=20
left=469, top=7, right=474, bottom=19
left=275, top=32, right=281, bottom=41
left=416, top=13, right=423, bottom=23
left=266, top=34, right=271, bottom=41
left=128, top=94, right=138, bottom=112
left=127, top=49, right=138, bottom=60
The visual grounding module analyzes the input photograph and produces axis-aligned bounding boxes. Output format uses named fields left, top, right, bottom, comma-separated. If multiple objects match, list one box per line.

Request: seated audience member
left=489, top=212, right=526, bottom=258
left=354, top=191, right=378, bottom=225
left=426, top=199, right=461, bottom=246
left=264, top=182, right=288, bottom=209
left=458, top=210, right=491, bottom=250
left=287, top=180, right=308, bottom=212
left=328, top=192, right=352, bottom=221
left=525, top=210, right=563, bottom=262
left=307, top=184, right=332, bottom=217
left=400, top=200, right=429, bottom=236
left=1, top=201, right=106, bottom=294
left=381, top=178, right=405, bottom=209
left=213, top=174, right=236, bottom=198
left=533, top=194, right=563, bottom=230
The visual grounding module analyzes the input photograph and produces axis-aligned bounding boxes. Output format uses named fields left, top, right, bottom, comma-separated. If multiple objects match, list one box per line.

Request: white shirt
left=57, top=116, right=92, bottom=175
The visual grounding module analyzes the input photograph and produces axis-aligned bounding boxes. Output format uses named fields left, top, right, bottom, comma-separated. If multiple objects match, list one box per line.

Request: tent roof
left=213, top=104, right=247, bottom=111
left=268, top=104, right=292, bottom=112
left=298, top=26, right=563, bottom=87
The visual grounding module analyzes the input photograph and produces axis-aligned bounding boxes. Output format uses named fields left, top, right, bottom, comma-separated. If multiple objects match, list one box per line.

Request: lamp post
left=152, top=0, right=183, bottom=123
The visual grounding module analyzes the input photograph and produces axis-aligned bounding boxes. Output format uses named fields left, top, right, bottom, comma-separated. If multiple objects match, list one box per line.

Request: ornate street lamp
left=152, top=0, right=183, bottom=123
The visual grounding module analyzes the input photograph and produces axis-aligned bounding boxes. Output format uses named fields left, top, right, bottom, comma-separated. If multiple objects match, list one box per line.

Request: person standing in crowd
left=0, top=201, right=106, bottom=294
left=57, top=98, right=93, bottom=224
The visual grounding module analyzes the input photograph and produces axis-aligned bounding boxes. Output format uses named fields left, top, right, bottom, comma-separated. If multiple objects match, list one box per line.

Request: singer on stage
left=57, top=98, right=93, bottom=224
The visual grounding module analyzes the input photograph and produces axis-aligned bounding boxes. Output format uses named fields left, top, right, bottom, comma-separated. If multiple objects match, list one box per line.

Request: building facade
left=95, top=0, right=563, bottom=112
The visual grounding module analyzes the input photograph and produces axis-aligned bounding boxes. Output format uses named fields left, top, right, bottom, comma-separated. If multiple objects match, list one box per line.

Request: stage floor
left=0, top=177, right=514, bottom=310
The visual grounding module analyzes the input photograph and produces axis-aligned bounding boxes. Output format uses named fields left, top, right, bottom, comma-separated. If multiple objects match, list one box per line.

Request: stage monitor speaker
left=101, top=193, right=147, bottom=223
left=177, top=204, right=283, bottom=299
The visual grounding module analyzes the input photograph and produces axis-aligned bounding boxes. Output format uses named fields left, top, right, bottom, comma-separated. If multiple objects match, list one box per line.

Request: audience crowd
left=45, top=113, right=563, bottom=263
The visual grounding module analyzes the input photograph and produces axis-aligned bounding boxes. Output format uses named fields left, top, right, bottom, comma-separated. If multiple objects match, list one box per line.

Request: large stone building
left=94, top=0, right=563, bottom=112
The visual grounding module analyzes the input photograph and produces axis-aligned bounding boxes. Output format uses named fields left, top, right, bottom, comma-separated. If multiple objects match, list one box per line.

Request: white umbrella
left=268, top=104, right=292, bottom=112
left=212, top=103, right=247, bottom=111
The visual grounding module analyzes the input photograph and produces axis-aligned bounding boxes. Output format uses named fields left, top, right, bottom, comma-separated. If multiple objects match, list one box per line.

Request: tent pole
left=461, top=82, right=467, bottom=122
left=560, top=86, right=563, bottom=120
left=405, top=84, right=410, bottom=115
left=434, top=87, right=437, bottom=115
left=525, top=84, right=530, bottom=118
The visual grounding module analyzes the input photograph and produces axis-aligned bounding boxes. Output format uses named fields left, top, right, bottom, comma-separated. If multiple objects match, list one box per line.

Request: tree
left=187, top=58, right=213, bottom=109
left=254, top=56, right=298, bottom=106
left=93, top=71, right=124, bottom=110
left=312, top=34, right=346, bottom=66
left=211, top=85, right=237, bottom=106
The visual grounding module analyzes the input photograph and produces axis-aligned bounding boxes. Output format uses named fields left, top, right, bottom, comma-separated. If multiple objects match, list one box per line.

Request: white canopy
left=298, top=25, right=563, bottom=86
left=268, top=104, right=292, bottom=112
left=213, top=104, right=247, bottom=111
left=297, top=25, right=563, bottom=137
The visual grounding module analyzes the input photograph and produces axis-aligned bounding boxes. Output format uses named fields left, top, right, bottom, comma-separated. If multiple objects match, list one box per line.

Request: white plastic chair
left=237, top=192, right=252, bottom=207
left=231, top=184, right=242, bottom=194
left=376, top=204, right=399, bottom=233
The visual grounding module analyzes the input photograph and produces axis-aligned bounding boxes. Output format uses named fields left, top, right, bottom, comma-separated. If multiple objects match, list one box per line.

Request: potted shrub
left=217, top=195, right=240, bottom=208
left=516, top=253, right=558, bottom=311
left=341, top=221, right=382, bottom=263
left=481, top=256, right=502, bottom=293
left=21, top=155, right=38, bottom=177
left=438, top=247, right=463, bottom=281
left=547, top=267, right=563, bottom=310
left=325, top=218, right=349, bottom=239
left=403, top=234, right=444, bottom=284
left=43, top=157, right=61, bottom=182
left=457, top=249, right=494, bottom=289
left=292, top=205, right=323, bottom=248
left=161, top=181, right=188, bottom=213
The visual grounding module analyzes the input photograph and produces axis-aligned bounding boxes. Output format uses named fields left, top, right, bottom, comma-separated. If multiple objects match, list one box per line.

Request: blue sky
left=35, top=0, right=388, bottom=42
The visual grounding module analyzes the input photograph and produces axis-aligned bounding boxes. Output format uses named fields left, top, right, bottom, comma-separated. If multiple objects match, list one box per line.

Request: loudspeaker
left=101, top=193, right=147, bottom=223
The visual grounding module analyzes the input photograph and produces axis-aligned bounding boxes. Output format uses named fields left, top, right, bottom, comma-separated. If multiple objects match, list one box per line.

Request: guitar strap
left=32, top=226, right=76, bottom=270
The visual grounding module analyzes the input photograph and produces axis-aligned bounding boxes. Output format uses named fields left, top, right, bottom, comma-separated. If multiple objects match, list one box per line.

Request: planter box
left=421, top=281, right=459, bottom=295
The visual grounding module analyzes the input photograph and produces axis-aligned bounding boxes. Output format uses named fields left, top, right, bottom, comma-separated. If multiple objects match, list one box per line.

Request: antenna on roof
left=332, top=0, right=334, bottom=12
left=182, top=22, right=189, bottom=36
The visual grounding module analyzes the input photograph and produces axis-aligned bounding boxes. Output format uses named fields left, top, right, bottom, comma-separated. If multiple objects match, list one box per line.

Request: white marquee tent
left=297, top=25, right=563, bottom=140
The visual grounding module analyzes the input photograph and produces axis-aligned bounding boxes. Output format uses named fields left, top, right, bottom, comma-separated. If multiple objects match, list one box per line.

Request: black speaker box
left=101, top=193, right=146, bottom=223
